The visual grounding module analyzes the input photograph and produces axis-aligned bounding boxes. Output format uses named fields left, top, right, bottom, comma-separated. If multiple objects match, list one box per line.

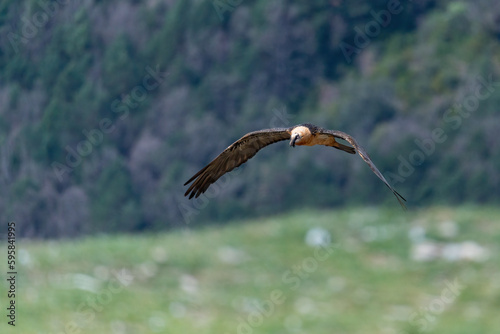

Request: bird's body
left=288, top=124, right=355, bottom=153
left=184, top=123, right=406, bottom=209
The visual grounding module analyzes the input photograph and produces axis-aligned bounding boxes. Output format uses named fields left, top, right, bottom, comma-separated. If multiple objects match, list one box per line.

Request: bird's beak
left=290, top=134, right=299, bottom=147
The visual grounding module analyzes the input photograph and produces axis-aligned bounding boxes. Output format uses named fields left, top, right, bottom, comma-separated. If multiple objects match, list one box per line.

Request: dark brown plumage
left=184, top=124, right=406, bottom=209
left=184, top=128, right=291, bottom=199
left=321, top=129, right=407, bottom=209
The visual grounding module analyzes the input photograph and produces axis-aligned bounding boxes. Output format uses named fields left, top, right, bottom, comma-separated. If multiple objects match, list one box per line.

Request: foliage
left=1, top=0, right=500, bottom=237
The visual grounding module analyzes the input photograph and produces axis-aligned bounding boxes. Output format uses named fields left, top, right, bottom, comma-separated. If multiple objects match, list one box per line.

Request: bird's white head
left=290, top=126, right=311, bottom=147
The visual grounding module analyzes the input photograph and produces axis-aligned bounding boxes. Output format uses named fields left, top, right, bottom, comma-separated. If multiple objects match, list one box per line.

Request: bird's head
left=289, top=126, right=311, bottom=147
left=290, top=133, right=301, bottom=147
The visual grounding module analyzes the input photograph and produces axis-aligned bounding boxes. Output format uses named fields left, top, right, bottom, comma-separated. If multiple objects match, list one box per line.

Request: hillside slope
left=2, top=206, right=499, bottom=333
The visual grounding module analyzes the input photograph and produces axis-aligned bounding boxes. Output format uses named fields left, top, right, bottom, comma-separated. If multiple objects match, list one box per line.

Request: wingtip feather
left=393, top=190, right=407, bottom=211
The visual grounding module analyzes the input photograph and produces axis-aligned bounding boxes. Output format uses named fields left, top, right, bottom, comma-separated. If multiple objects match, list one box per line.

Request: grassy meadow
left=2, top=206, right=500, bottom=334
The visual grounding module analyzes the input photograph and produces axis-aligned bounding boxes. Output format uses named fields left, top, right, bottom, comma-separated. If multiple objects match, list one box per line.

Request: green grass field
left=2, top=206, right=500, bottom=334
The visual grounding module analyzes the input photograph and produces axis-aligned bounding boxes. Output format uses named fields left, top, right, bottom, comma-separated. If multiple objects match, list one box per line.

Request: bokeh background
left=1, top=0, right=500, bottom=333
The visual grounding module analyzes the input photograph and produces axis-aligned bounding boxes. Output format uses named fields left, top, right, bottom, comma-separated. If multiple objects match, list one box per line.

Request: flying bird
left=184, top=123, right=406, bottom=209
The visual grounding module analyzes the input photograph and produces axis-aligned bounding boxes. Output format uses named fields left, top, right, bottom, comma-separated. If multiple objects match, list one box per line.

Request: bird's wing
left=184, top=128, right=291, bottom=199
left=321, top=129, right=407, bottom=209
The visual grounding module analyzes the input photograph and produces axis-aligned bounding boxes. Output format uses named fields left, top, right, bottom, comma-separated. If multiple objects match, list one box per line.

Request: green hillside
left=2, top=206, right=499, bottom=333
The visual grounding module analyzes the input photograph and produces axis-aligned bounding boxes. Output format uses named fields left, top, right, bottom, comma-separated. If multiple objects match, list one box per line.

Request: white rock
left=305, top=227, right=331, bottom=247
left=217, top=246, right=247, bottom=265
left=411, top=241, right=439, bottom=262
left=179, top=274, right=198, bottom=294
left=460, top=241, right=489, bottom=262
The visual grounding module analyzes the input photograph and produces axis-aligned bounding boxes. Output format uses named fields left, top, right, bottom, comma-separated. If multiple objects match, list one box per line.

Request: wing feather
left=184, top=128, right=291, bottom=199
left=321, top=129, right=407, bottom=209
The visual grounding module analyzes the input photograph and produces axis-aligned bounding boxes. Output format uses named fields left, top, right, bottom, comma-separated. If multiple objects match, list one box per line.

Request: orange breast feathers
left=312, top=133, right=337, bottom=146
left=291, top=126, right=341, bottom=148
left=292, top=126, right=337, bottom=147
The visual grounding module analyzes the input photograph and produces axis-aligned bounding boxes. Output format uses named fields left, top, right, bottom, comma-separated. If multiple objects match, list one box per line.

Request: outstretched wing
left=184, top=128, right=291, bottom=199
left=322, top=129, right=407, bottom=209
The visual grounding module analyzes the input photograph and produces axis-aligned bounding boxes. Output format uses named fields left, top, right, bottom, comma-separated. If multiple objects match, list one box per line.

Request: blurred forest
left=1, top=0, right=500, bottom=238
